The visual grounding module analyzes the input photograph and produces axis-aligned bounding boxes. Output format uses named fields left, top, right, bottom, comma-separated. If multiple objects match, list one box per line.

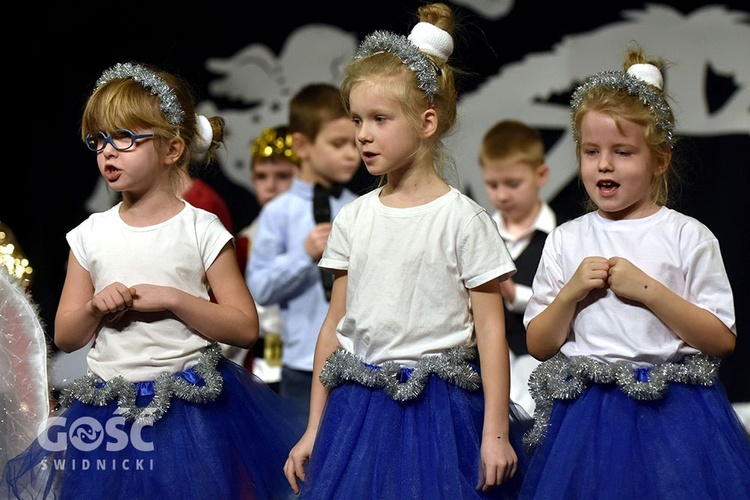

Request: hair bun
left=407, top=22, right=453, bottom=63
left=626, top=63, right=663, bottom=90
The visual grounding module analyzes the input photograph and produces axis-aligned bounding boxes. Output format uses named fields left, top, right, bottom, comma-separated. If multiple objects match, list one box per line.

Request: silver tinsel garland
left=95, top=62, right=185, bottom=126
left=570, top=70, right=675, bottom=148
left=59, top=343, right=223, bottom=424
left=319, top=346, right=481, bottom=401
left=355, top=30, right=440, bottom=102
left=523, top=353, right=721, bottom=449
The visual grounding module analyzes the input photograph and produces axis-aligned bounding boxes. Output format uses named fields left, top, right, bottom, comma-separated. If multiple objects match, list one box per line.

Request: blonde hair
left=81, top=63, right=225, bottom=194
left=340, top=3, right=459, bottom=182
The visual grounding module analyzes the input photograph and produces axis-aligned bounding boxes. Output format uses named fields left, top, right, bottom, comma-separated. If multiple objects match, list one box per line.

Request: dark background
left=8, top=0, right=749, bottom=402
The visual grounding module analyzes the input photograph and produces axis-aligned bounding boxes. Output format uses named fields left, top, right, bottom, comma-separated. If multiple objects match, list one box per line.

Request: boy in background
left=479, top=119, right=558, bottom=416
left=236, top=125, right=300, bottom=285
left=225, top=126, right=299, bottom=391
left=247, top=84, right=361, bottom=421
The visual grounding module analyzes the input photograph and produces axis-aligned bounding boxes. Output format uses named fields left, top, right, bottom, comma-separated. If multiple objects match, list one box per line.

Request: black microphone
left=313, top=184, right=334, bottom=301
left=313, top=183, right=331, bottom=224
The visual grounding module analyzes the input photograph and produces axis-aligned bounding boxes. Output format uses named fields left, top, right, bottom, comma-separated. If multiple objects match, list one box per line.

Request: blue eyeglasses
left=84, top=129, right=155, bottom=152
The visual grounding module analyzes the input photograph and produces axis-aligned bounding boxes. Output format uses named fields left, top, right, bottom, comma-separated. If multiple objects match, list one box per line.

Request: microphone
left=313, top=184, right=334, bottom=301
left=313, top=184, right=331, bottom=224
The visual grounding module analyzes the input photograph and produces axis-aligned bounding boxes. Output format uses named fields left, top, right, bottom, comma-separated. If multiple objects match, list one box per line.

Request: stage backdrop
left=10, top=1, right=749, bottom=403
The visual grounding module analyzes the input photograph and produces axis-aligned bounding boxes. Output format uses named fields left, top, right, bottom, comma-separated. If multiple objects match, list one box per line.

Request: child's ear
left=165, top=137, right=185, bottom=165
left=422, top=108, right=438, bottom=138
left=536, top=163, right=550, bottom=187
left=653, top=148, right=671, bottom=177
left=291, top=132, right=310, bottom=160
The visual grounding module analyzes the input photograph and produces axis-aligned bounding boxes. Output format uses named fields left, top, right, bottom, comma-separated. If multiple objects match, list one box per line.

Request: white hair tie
left=408, top=22, right=454, bottom=63
left=627, top=63, right=663, bottom=90
left=192, top=114, right=213, bottom=161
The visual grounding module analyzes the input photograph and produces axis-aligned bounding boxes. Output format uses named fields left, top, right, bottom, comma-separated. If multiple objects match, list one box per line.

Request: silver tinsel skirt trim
left=523, top=352, right=721, bottom=449
left=59, top=343, right=224, bottom=424
left=319, top=346, right=481, bottom=402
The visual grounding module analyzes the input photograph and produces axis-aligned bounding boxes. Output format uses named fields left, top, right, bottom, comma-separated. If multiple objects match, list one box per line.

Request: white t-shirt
left=320, top=186, right=515, bottom=367
left=524, top=207, right=736, bottom=366
left=66, top=201, right=232, bottom=382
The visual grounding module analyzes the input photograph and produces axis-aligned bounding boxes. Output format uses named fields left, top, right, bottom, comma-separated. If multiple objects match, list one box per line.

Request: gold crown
left=250, top=126, right=300, bottom=164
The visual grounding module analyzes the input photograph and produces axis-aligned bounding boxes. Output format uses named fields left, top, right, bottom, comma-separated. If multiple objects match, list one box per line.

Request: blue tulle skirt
left=299, top=362, right=532, bottom=499
left=519, top=380, right=750, bottom=499
left=3, top=357, right=305, bottom=499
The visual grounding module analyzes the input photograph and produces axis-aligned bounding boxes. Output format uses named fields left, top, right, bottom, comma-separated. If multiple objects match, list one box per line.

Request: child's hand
left=304, top=223, right=332, bottom=261
left=607, top=256, right=652, bottom=302
left=565, top=256, right=610, bottom=303
left=96, top=284, right=176, bottom=324
left=90, top=282, right=135, bottom=318
left=477, top=435, right=518, bottom=491
left=284, top=429, right=317, bottom=494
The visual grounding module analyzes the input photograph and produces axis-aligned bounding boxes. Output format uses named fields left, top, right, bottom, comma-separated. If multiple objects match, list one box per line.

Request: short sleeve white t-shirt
left=524, top=207, right=736, bottom=366
left=320, top=187, right=515, bottom=366
left=66, top=201, right=233, bottom=382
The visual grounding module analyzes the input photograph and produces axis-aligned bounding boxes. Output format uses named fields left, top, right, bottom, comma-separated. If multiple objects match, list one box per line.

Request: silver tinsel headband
left=95, top=62, right=185, bottom=126
left=355, top=30, right=440, bottom=102
left=570, top=69, right=675, bottom=148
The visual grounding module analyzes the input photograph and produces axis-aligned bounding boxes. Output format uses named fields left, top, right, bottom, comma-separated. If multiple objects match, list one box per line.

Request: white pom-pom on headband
left=191, top=114, right=213, bottom=161
left=407, top=22, right=454, bottom=63
left=627, top=63, right=663, bottom=89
